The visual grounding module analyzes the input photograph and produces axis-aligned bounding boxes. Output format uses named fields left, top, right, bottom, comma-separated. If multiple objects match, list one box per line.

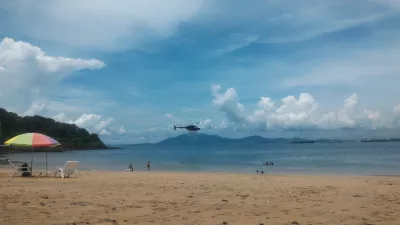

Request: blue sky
left=1, top=0, right=400, bottom=144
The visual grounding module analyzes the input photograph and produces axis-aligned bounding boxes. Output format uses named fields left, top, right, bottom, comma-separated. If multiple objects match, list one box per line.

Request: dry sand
left=0, top=169, right=399, bottom=225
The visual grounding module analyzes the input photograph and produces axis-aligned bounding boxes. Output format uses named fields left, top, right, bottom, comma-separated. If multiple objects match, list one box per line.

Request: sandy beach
left=0, top=169, right=399, bottom=225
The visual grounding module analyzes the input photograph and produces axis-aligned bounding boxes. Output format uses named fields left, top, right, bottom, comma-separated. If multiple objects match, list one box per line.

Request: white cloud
left=51, top=112, right=127, bottom=137
left=0, top=0, right=206, bottom=51
left=212, top=35, right=259, bottom=56
left=364, top=110, right=381, bottom=121
left=52, top=113, right=116, bottom=135
left=53, top=113, right=68, bottom=122
left=108, top=125, right=127, bottom=135
left=0, top=37, right=105, bottom=113
left=69, top=114, right=114, bottom=134
left=115, top=125, right=126, bottom=134
left=99, top=130, right=112, bottom=136
left=211, top=85, right=393, bottom=131
left=211, top=84, right=246, bottom=125
left=24, top=101, right=48, bottom=116
left=257, top=97, right=274, bottom=112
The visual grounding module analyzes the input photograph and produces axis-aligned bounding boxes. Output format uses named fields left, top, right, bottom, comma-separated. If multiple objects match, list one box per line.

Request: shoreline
left=77, top=170, right=400, bottom=179
left=1, top=166, right=399, bottom=178
left=1, top=169, right=399, bottom=224
left=0, top=146, right=122, bottom=154
left=1, top=158, right=399, bottom=177
left=72, top=169, right=400, bottom=177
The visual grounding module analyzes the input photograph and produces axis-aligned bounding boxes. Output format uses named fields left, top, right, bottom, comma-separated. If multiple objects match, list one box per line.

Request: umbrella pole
left=46, top=152, right=48, bottom=176
left=31, top=147, right=34, bottom=177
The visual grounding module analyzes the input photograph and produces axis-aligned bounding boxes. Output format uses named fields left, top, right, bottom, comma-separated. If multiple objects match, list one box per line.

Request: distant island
left=0, top=108, right=120, bottom=152
left=129, top=133, right=400, bottom=147
left=128, top=133, right=357, bottom=147
left=360, top=138, right=400, bottom=142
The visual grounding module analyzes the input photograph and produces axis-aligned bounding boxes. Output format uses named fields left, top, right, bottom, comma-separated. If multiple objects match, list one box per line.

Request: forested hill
left=0, top=108, right=107, bottom=149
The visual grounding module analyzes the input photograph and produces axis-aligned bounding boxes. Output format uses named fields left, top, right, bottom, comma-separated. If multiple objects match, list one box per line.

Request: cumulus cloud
left=52, top=112, right=127, bottom=138
left=69, top=114, right=114, bottom=134
left=211, top=84, right=246, bottom=125
left=211, top=85, right=391, bottom=131
left=115, top=125, right=127, bottom=134
left=199, top=118, right=213, bottom=130
left=53, top=113, right=68, bottom=122
left=364, top=110, right=381, bottom=121
left=52, top=113, right=117, bottom=136
left=0, top=37, right=105, bottom=113
left=24, top=102, right=49, bottom=116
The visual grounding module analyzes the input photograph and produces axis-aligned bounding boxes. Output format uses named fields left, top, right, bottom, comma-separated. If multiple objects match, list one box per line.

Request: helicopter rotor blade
left=194, top=119, right=206, bottom=125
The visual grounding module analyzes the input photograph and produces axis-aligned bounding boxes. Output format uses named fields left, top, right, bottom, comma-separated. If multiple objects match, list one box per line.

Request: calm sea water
left=2, top=142, right=400, bottom=176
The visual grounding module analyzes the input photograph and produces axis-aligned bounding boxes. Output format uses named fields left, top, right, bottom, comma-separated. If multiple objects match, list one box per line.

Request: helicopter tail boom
left=173, top=125, right=184, bottom=130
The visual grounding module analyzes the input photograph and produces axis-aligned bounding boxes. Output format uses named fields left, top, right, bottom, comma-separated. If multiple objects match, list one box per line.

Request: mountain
left=0, top=108, right=108, bottom=150
left=150, top=133, right=319, bottom=146
left=139, top=134, right=363, bottom=146
left=157, top=133, right=232, bottom=146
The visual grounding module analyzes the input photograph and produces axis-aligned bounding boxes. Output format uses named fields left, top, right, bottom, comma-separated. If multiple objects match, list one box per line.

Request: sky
left=1, top=0, right=400, bottom=144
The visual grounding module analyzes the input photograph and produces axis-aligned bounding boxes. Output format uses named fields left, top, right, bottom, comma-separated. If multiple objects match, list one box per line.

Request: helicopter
left=173, top=124, right=200, bottom=132
left=173, top=120, right=206, bottom=133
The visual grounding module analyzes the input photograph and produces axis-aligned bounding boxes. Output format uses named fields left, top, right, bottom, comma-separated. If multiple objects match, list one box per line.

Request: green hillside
left=0, top=108, right=106, bottom=149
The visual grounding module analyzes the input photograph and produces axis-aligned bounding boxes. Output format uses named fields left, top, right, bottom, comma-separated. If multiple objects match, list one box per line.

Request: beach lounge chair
left=7, top=159, right=32, bottom=177
left=54, top=161, right=79, bottom=178
left=126, top=164, right=134, bottom=172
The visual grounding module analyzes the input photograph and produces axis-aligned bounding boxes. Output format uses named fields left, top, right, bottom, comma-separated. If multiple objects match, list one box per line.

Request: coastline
left=1, top=169, right=399, bottom=225
left=0, top=145, right=122, bottom=154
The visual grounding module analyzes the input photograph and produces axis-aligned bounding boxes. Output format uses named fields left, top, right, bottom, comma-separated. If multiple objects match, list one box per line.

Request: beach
left=0, top=170, right=399, bottom=225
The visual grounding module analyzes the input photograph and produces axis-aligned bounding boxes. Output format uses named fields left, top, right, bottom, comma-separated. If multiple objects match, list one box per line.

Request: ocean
left=1, top=142, right=400, bottom=176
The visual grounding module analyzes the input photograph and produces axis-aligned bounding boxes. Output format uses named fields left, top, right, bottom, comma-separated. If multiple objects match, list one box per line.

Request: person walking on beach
left=146, top=161, right=151, bottom=171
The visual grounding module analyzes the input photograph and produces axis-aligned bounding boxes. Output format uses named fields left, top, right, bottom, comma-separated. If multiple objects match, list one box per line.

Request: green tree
left=0, top=108, right=107, bottom=149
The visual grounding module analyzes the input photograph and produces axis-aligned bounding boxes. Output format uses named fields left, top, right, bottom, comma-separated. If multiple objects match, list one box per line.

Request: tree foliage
left=0, top=108, right=106, bottom=148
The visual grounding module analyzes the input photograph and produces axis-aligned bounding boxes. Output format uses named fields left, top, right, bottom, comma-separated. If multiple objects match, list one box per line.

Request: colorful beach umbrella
left=4, top=133, right=61, bottom=176
left=5, top=133, right=60, bottom=147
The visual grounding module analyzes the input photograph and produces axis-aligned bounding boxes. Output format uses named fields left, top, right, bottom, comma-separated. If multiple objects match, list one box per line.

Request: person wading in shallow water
left=146, top=161, right=151, bottom=171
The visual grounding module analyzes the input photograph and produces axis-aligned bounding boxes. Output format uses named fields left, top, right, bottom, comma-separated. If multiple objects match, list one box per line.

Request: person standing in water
left=146, top=161, right=151, bottom=171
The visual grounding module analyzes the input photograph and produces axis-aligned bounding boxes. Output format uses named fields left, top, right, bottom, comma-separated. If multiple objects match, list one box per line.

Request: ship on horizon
left=291, top=140, right=315, bottom=144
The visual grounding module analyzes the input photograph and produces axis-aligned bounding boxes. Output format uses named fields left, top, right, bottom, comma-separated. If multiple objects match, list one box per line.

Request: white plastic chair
left=54, top=161, right=79, bottom=178
left=7, top=159, right=32, bottom=177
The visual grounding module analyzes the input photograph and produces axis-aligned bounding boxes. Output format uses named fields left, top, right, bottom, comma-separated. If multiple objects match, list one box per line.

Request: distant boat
left=329, top=140, right=342, bottom=143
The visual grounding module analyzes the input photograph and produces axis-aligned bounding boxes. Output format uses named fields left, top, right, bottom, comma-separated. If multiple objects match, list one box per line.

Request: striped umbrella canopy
left=4, top=133, right=61, bottom=176
left=5, top=133, right=60, bottom=147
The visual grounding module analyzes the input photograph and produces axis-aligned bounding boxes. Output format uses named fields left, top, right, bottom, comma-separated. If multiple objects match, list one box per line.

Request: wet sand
left=0, top=169, right=399, bottom=225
